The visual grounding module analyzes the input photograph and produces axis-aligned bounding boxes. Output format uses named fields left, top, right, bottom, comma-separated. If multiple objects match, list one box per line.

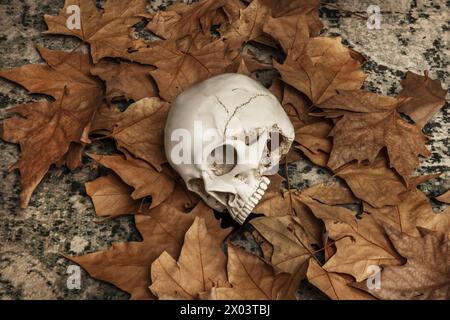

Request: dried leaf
left=0, top=47, right=101, bottom=100
left=85, top=173, right=139, bottom=217
left=398, top=71, right=447, bottom=128
left=112, top=97, right=170, bottom=171
left=251, top=215, right=314, bottom=274
left=91, top=61, right=157, bottom=102
left=2, top=96, right=100, bottom=207
left=282, top=85, right=317, bottom=131
left=128, top=36, right=233, bottom=102
left=295, top=121, right=333, bottom=167
left=88, top=153, right=174, bottom=208
left=365, top=189, right=450, bottom=236
left=221, top=0, right=272, bottom=50
left=274, top=37, right=367, bottom=105
left=354, top=227, right=450, bottom=300
left=263, top=14, right=310, bottom=61
left=208, top=245, right=290, bottom=300
left=254, top=189, right=323, bottom=245
left=70, top=204, right=197, bottom=300
left=150, top=217, right=229, bottom=299
left=44, top=0, right=147, bottom=62
left=147, top=0, right=241, bottom=40
left=436, top=190, right=450, bottom=204
left=302, top=197, right=403, bottom=282
left=0, top=48, right=102, bottom=206
left=336, top=156, right=433, bottom=208
left=307, top=259, right=375, bottom=300
left=71, top=201, right=230, bottom=299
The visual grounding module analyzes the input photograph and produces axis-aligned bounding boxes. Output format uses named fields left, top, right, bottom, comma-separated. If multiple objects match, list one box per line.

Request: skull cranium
left=165, top=74, right=294, bottom=224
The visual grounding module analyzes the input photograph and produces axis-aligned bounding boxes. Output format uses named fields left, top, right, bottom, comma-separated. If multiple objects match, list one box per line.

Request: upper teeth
left=231, top=177, right=271, bottom=224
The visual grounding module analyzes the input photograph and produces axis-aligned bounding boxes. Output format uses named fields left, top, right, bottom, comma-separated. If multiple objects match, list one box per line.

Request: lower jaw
left=229, top=176, right=271, bottom=224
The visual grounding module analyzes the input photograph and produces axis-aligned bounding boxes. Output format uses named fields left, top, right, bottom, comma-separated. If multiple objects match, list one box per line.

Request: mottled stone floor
left=0, top=0, right=448, bottom=299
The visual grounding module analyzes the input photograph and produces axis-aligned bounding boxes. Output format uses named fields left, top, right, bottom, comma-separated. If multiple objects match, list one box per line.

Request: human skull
left=164, top=74, right=294, bottom=224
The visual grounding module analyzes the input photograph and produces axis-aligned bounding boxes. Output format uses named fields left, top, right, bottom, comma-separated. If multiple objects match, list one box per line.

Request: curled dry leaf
left=306, top=259, right=375, bottom=300
left=150, top=217, right=229, bottom=299
left=0, top=47, right=102, bottom=100
left=85, top=173, right=140, bottom=217
left=147, top=0, right=243, bottom=41
left=336, top=156, right=435, bottom=208
left=353, top=227, right=450, bottom=300
left=70, top=202, right=231, bottom=300
left=321, top=90, right=431, bottom=180
left=44, top=0, right=147, bottom=62
left=302, top=197, right=403, bottom=282
left=295, top=121, right=333, bottom=167
left=263, top=14, right=310, bottom=61
left=91, top=61, right=158, bottom=102
left=251, top=215, right=314, bottom=274
left=254, top=190, right=322, bottom=245
left=70, top=204, right=197, bottom=300
left=436, top=190, right=450, bottom=204
left=0, top=48, right=103, bottom=207
left=127, top=35, right=233, bottom=102
left=397, top=71, right=447, bottom=128
left=2, top=99, right=93, bottom=208
left=220, top=0, right=272, bottom=50
left=364, top=189, right=450, bottom=237
left=274, top=36, right=367, bottom=105
left=111, top=97, right=170, bottom=171
left=206, top=245, right=290, bottom=300
left=282, top=85, right=318, bottom=130
left=88, top=153, right=174, bottom=208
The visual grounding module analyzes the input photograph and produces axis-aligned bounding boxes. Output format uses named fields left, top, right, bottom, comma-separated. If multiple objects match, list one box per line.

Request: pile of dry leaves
left=0, top=0, right=449, bottom=300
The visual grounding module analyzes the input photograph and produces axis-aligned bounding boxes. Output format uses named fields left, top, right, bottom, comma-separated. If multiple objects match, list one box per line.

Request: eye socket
left=208, top=144, right=238, bottom=176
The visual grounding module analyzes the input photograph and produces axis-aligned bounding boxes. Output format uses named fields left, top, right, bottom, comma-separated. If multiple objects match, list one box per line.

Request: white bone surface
left=165, top=74, right=295, bottom=224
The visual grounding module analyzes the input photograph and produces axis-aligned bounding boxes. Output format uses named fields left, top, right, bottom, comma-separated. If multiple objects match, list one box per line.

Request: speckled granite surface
left=0, top=0, right=448, bottom=299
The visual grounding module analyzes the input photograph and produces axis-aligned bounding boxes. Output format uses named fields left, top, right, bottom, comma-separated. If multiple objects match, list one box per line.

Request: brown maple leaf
left=127, top=35, right=233, bottom=102
left=321, top=90, right=431, bottom=180
left=2, top=97, right=99, bottom=208
left=295, top=121, right=333, bottom=167
left=307, top=259, right=375, bottom=300
left=364, top=189, right=450, bottom=237
left=205, top=244, right=290, bottom=300
left=150, top=217, right=229, bottom=299
left=44, top=0, right=147, bottom=62
left=436, top=190, right=450, bottom=204
left=263, top=14, right=310, bottom=61
left=85, top=173, right=140, bottom=217
left=398, top=71, right=447, bottom=128
left=70, top=202, right=231, bottom=300
left=221, top=0, right=322, bottom=50
left=254, top=182, right=357, bottom=245
left=0, top=47, right=103, bottom=207
left=147, top=0, right=244, bottom=41
left=251, top=215, right=315, bottom=275
left=354, top=227, right=450, bottom=300
left=302, top=197, right=403, bottom=282
left=0, top=47, right=102, bottom=99
left=220, top=0, right=272, bottom=50
left=91, top=61, right=157, bottom=102
left=111, top=97, right=170, bottom=171
left=282, top=84, right=318, bottom=130
left=88, top=153, right=174, bottom=208
left=274, top=37, right=367, bottom=106
left=335, top=156, right=432, bottom=208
